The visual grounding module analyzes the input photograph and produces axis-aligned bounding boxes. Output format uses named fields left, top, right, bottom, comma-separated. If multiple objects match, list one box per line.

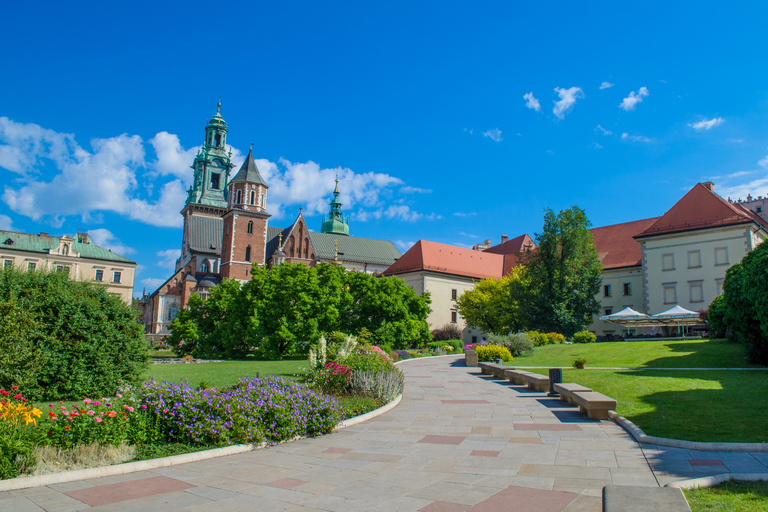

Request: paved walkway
left=1, top=355, right=762, bottom=511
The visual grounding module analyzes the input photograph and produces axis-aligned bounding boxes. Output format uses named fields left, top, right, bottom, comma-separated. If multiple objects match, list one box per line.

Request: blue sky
left=2, top=1, right=768, bottom=295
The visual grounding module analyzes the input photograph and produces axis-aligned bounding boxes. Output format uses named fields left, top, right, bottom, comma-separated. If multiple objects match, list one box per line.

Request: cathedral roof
left=187, top=216, right=223, bottom=256
left=308, top=231, right=400, bottom=266
left=231, top=149, right=268, bottom=186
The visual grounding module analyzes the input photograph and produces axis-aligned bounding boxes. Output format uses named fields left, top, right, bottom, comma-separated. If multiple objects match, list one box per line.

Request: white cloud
left=599, top=81, right=614, bottom=90
left=621, top=133, right=652, bottom=142
left=0, top=214, right=13, bottom=231
left=592, top=143, right=603, bottom=149
left=523, top=92, right=540, bottom=111
left=464, top=128, right=474, bottom=135
left=619, top=87, right=649, bottom=111
left=759, top=156, right=768, bottom=169
left=553, top=87, right=584, bottom=119
left=483, top=128, right=503, bottom=142
left=357, top=204, right=428, bottom=222
left=156, top=249, right=181, bottom=271
left=88, top=228, right=135, bottom=255
left=453, top=212, right=477, bottom=217
left=401, top=186, right=432, bottom=194
left=395, top=240, right=415, bottom=251
left=688, top=117, right=725, bottom=131
left=727, top=138, right=745, bottom=143
left=595, top=125, right=613, bottom=136
left=140, top=277, right=165, bottom=293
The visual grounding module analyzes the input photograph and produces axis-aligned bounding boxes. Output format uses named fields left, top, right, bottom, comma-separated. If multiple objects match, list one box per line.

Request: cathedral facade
left=145, top=105, right=401, bottom=337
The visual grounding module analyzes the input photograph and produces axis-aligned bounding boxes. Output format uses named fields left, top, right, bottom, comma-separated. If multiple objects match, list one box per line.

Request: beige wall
left=0, top=251, right=136, bottom=304
left=589, top=266, right=644, bottom=335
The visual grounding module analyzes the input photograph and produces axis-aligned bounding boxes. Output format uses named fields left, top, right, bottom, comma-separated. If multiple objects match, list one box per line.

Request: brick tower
left=220, top=148, right=270, bottom=280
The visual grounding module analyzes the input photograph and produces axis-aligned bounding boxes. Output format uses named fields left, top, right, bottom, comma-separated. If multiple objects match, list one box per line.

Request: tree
left=518, top=206, right=602, bottom=336
left=455, top=267, right=527, bottom=335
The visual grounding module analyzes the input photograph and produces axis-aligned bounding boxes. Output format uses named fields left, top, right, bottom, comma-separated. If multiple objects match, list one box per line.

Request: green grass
left=684, top=480, right=768, bottom=511
left=143, top=360, right=308, bottom=389
left=148, top=350, right=177, bottom=359
left=512, top=338, right=756, bottom=368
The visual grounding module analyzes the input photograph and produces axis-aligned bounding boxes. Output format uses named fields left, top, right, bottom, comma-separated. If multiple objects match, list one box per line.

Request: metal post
left=548, top=368, right=562, bottom=396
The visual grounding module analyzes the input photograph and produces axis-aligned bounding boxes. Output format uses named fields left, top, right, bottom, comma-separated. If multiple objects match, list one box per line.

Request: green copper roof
left=0, top=231, right=135, bottom=264
left=231, top=149, right=268, bottom=186
left=308, top=231, right=401, bottom=266
left=207, top=103, right=227, bottom=127
left=320, top=176, right=350, bottom=235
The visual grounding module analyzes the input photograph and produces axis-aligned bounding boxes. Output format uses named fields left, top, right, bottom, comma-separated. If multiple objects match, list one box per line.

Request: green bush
left=0, top=269, right=148, bottom=401
left=705, top=295, right=727, bottom=338
left=475, top=345, right=513, bottom=362
left=431, top=323, right=463, bottom=341
left=343, top=345, right=394, bottom=374
left=527, top=331, right=549, bottom=347
left=546, top=332, right=566, bottom=344
left=486, top=332, right=534, bottom=357
left=572, top=330, right=597, bottom=344
left=427, top=340, right=463, bottom=352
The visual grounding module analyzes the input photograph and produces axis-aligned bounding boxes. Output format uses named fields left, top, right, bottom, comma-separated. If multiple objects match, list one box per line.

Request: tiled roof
left=308, top=232, right=401, bottom=266
left=0, top=230, right=135, bottom=264
left=384, top=240, right=504, bottom=279
left=265, top=225, right=292, bottom=260
left=188, top=216, right=223, bottom=255
left=483, top=234, right=536, bottom=274
left=635, top=182, right=768, bottom=238
left=231, top=149, right=268, bottom=186
left=590, top=218, right=660, bottom=270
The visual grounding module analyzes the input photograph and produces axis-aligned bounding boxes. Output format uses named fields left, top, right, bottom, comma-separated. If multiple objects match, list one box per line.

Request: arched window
left=250, top=191, right=255, bottom=204
left=247, top=221, right=253, bottom=234
left=236, top=190, right=242, bottom=204
left=167, top=304, right=179, bottom=322
left=201, top=261, right=209, bottom=272
left=62, top=244, right=69, bottom=256
left=289, top=237, right=295, bottom=257
left=304, top=238, right=309, bottom=258
left=245, top=245, right=251, bottom=262
left=215, top=133, right=221, bottom=147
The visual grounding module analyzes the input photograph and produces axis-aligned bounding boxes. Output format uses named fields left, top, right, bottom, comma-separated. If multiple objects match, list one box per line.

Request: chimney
left=702, top=181, right=714, bottom=191
left=501, top=234, right=508, bottom=244
left=39, top=232, right=49, bottom=237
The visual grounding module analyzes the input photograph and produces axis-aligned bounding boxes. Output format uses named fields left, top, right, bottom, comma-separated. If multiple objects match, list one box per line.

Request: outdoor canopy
left=599, top=305, right=702, bottom=328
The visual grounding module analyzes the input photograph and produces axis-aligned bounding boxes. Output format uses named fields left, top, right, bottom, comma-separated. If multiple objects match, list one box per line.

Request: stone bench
left=553, top=383, right=593, bottom=406
left=503, top=369, right=534, bottom=385
left=522, top=373, right=549, bottom=392
left=571, top=391, right=617, bottom=420
left=478, top=363, right=507, bottom=378
left=603, top=485, right=691, bottom=512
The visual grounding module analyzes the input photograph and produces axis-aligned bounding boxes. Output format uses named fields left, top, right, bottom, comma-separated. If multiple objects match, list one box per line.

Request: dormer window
left=3, top=238, right=13, bottom=246
left=62, top=244, right=69, bottom=256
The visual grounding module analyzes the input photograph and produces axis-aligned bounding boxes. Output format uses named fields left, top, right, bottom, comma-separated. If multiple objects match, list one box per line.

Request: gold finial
left=334, top=239, right=339, bottom=261
left=250, top=142, right=254, bottom=150
left=217, top=96, right=222, bottom=113
left=278, top=233, right=283, bottom=246
left=299, top=207, right=303, bottom=213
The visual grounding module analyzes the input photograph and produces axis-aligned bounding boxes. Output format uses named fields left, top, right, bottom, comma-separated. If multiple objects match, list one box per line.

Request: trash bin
left=548, top=368, right=562, bottom=396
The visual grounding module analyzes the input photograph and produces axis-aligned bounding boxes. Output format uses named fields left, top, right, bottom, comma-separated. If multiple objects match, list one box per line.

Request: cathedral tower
left=320, top=175, right=350, bottom=236
left=220, top=148, right=270, bottom=280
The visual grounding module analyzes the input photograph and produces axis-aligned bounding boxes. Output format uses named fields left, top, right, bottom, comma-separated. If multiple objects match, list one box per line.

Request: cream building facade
left=0, top=231, right=136, bottom=303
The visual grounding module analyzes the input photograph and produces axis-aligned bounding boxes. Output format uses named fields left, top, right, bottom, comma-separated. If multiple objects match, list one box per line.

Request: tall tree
left=455, top=267, right=527, bottom=335
left=518, top=206, right=602, bottom=336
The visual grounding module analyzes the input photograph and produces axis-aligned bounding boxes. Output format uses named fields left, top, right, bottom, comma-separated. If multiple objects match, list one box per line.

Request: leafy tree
left=518, top=206, right=602, bottom=337
left=455, top=267, right=527, bottom=335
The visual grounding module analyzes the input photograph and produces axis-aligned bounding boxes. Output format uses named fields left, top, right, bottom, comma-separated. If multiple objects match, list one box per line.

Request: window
left=688, top=250, right=701, bottom=268
left=245, top=245, right=251, bottom=262
left=28, top=262, right=36, bottom=271
left=3, top=259, right=12, bottom=270
left=623, top=283, right=631, bottom=296
left=758, top=207, right=763, bottom=213
left=56, top=265, right=70, bottom=274
left=113, top=271, right=121, bottom=283
left=662, top=253, right=675, bottom=270
left=451, top=311, right=458, bottom=323
left=250, top=191, right=255, bottom=205
left=95, top=269, right=103, bottom=281
left=201, top=261, right=209, bottom=273
left=236, top=190, right=242, bottom=204
left=451, top=289, right=458, bottom=300
left=167, top=305, right=179, bottom=322
left=471, top=336, right=477, bottom=344
left=689, top=281, right=704, bottom=303
left=715, top=278, right=724, bottom=295
left=715, top=247, right=729, bottom=265
left=214, top=133, right=221, bottom=147
left=210, top=173, right=220, bottom=189
left=261, top=195, right=265, bottom=208
left=604, top=308, right=613, bottom=316
left=663, top=283, right=677, bottom=304
left=62, top=244, right=69, bottom=256
left=247, top=221, right=253, bottom=234
left=604, top=284, right=612, bottom=297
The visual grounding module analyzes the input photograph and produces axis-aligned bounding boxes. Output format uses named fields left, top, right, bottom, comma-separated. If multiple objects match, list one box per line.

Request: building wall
left=221, top=211, right=268, bottom=280
left=640, top=225, right=765, bottom=316
left=589, top=266, right=644, bottom=335
left=0, top=250, right=135, bottom=303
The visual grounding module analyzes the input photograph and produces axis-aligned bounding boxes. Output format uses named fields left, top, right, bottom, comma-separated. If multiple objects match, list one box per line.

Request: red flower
left=13, top=393, right=22, bottom=399
left=48, top=412, right=56, bottom=417
left=11, top=386, right=18, bottom=390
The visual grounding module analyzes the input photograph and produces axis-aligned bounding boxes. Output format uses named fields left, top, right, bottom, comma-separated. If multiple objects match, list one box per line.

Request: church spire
left=185, top=101, right=233, bottom=208
left=320, top=173, right=350, bottom=236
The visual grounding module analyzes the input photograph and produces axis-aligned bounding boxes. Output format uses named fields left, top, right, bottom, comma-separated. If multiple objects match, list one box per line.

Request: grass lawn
left=512, top=338, right=756, bottom=368
left=684, top=480, right=768, bottom=511
left=510, top=339, right=768, bottom=443
left=143, top=360, right=308, bottom=389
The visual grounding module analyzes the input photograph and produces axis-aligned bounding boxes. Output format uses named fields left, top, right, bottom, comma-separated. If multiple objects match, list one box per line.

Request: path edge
left=664, top=472, right=768, bottom=489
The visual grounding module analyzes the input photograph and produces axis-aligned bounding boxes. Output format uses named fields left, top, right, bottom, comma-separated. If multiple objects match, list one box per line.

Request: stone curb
left=664, top=473, right=768, bottom=489
left=335, top=394, right=403, bottom=429
left=609, top=411, right=768, bottom=452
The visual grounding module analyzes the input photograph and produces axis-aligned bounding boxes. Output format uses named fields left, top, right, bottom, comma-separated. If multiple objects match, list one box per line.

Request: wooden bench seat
left=571, top=391, right=617, bottom=420
left=503, top=369, right=534, bottom=385
left=553, top=383, right=593, bottom=405
left=522, top=373, right=549, bottom=392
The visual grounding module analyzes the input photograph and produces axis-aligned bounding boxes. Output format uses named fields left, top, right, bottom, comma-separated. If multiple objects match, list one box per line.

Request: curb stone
left=665, top=473, right=768, bottom=489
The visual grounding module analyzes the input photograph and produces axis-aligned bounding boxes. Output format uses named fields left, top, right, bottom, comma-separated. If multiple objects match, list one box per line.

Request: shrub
left=0, top=269, right=148, bottom=401
left=313, top=362, right=353, bottom=395
left=475, top=345, right=513, bottom=362
left=431, top=324, right=463, bottom=341
left=527, top=331, right=549, bottom=347
left=0, top=388, right=42, bottom=479
left=486, top=332, right=534, bottom=357
left=343, top=346, right=394, bottom=374
left=572, top=331, right=597, bottom=344
left=141, top=376, right=343, bottom=446
left=349, top=369, right=404, bottom=402
left=427, top=340, right=463, bottom=352
left=705, top=295, right=727, bottom=338
left=573, top=357, right=587, bottom=369
left=546, top=332, right=566, bottom=344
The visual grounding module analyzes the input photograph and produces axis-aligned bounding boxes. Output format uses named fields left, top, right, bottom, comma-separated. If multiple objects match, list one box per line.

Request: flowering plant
left=343, top=345, right=394, bottom=375
left=314, top=362, right=353, bottom=394
left=0, top=387, right=42, bottom=478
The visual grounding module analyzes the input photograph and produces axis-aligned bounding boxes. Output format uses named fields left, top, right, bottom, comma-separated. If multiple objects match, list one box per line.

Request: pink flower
left=162, top=408, right=168, bottom=414
left=94, top=417, right=102, bottom=423
left=11, top=385, right=18, bottom=390
left=83, top=398, right=92, bottom=404
left=13, top=393, right=22, bottom=399
left=116, top=394, right=122, bottom=398
left=140, top=404, right=147, bottom=409
left=126, top=406, right=134, bottom=412
left=61, top=410, right=70, bottom=416
left=49, top=404, right=54, bottom=407
left=51, top=417, right=58, bottom=421
left=86, top=410, right=95, bottom=416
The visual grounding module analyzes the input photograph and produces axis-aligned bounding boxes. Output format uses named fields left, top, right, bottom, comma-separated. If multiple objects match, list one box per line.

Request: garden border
left=664, top=473, right=768, bottom=489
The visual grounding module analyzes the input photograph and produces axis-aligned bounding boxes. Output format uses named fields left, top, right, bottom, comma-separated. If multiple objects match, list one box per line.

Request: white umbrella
left=598, top=307, right=655, bottom=335
left=650, top=304, right=703, bottom=337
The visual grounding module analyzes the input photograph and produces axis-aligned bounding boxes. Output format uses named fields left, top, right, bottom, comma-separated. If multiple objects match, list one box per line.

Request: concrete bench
left=503, top=369, right=534, bottom=385
left=478, top=363, right=507, bottom=378
left=553, top=383, right=593, bottom=406
left=603, top=485, right=691, bottom=512
left=522, top=373, right=549, bottom=392
left=571, top=391, right=617, bottom=420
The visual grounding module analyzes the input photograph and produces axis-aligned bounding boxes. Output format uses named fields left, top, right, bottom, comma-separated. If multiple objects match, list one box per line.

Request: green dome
left=321, top=217, right=350, bottom=236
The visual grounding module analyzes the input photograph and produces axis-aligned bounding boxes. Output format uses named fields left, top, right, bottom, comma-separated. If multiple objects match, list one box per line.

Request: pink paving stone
left=690, top=460, right=725, bottom=466
left=418, top=435, right=467, bottom=445
left=322, top=447, right=353, bottom=454
left=441, top=399, right=489, bottom=404
left=513, top=423, right=581, bottom=431
left=265, top=478, right=309, bottom=489
left=470, top=450, right=500, bottom=457
left=420, top=501, right=469, bottom=512
left=63, top=476, right=195, bottom=507
left=467, top=485, right=578, bottom=512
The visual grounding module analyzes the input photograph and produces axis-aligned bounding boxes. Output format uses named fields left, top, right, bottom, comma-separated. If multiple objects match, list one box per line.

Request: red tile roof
left=483, top=234, right=536, bottom=274
left=635, top=182, right=768, bottom=238
left=384, top=240, right=504, bottom=279
left=590, top=218, right=659, bottom=270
